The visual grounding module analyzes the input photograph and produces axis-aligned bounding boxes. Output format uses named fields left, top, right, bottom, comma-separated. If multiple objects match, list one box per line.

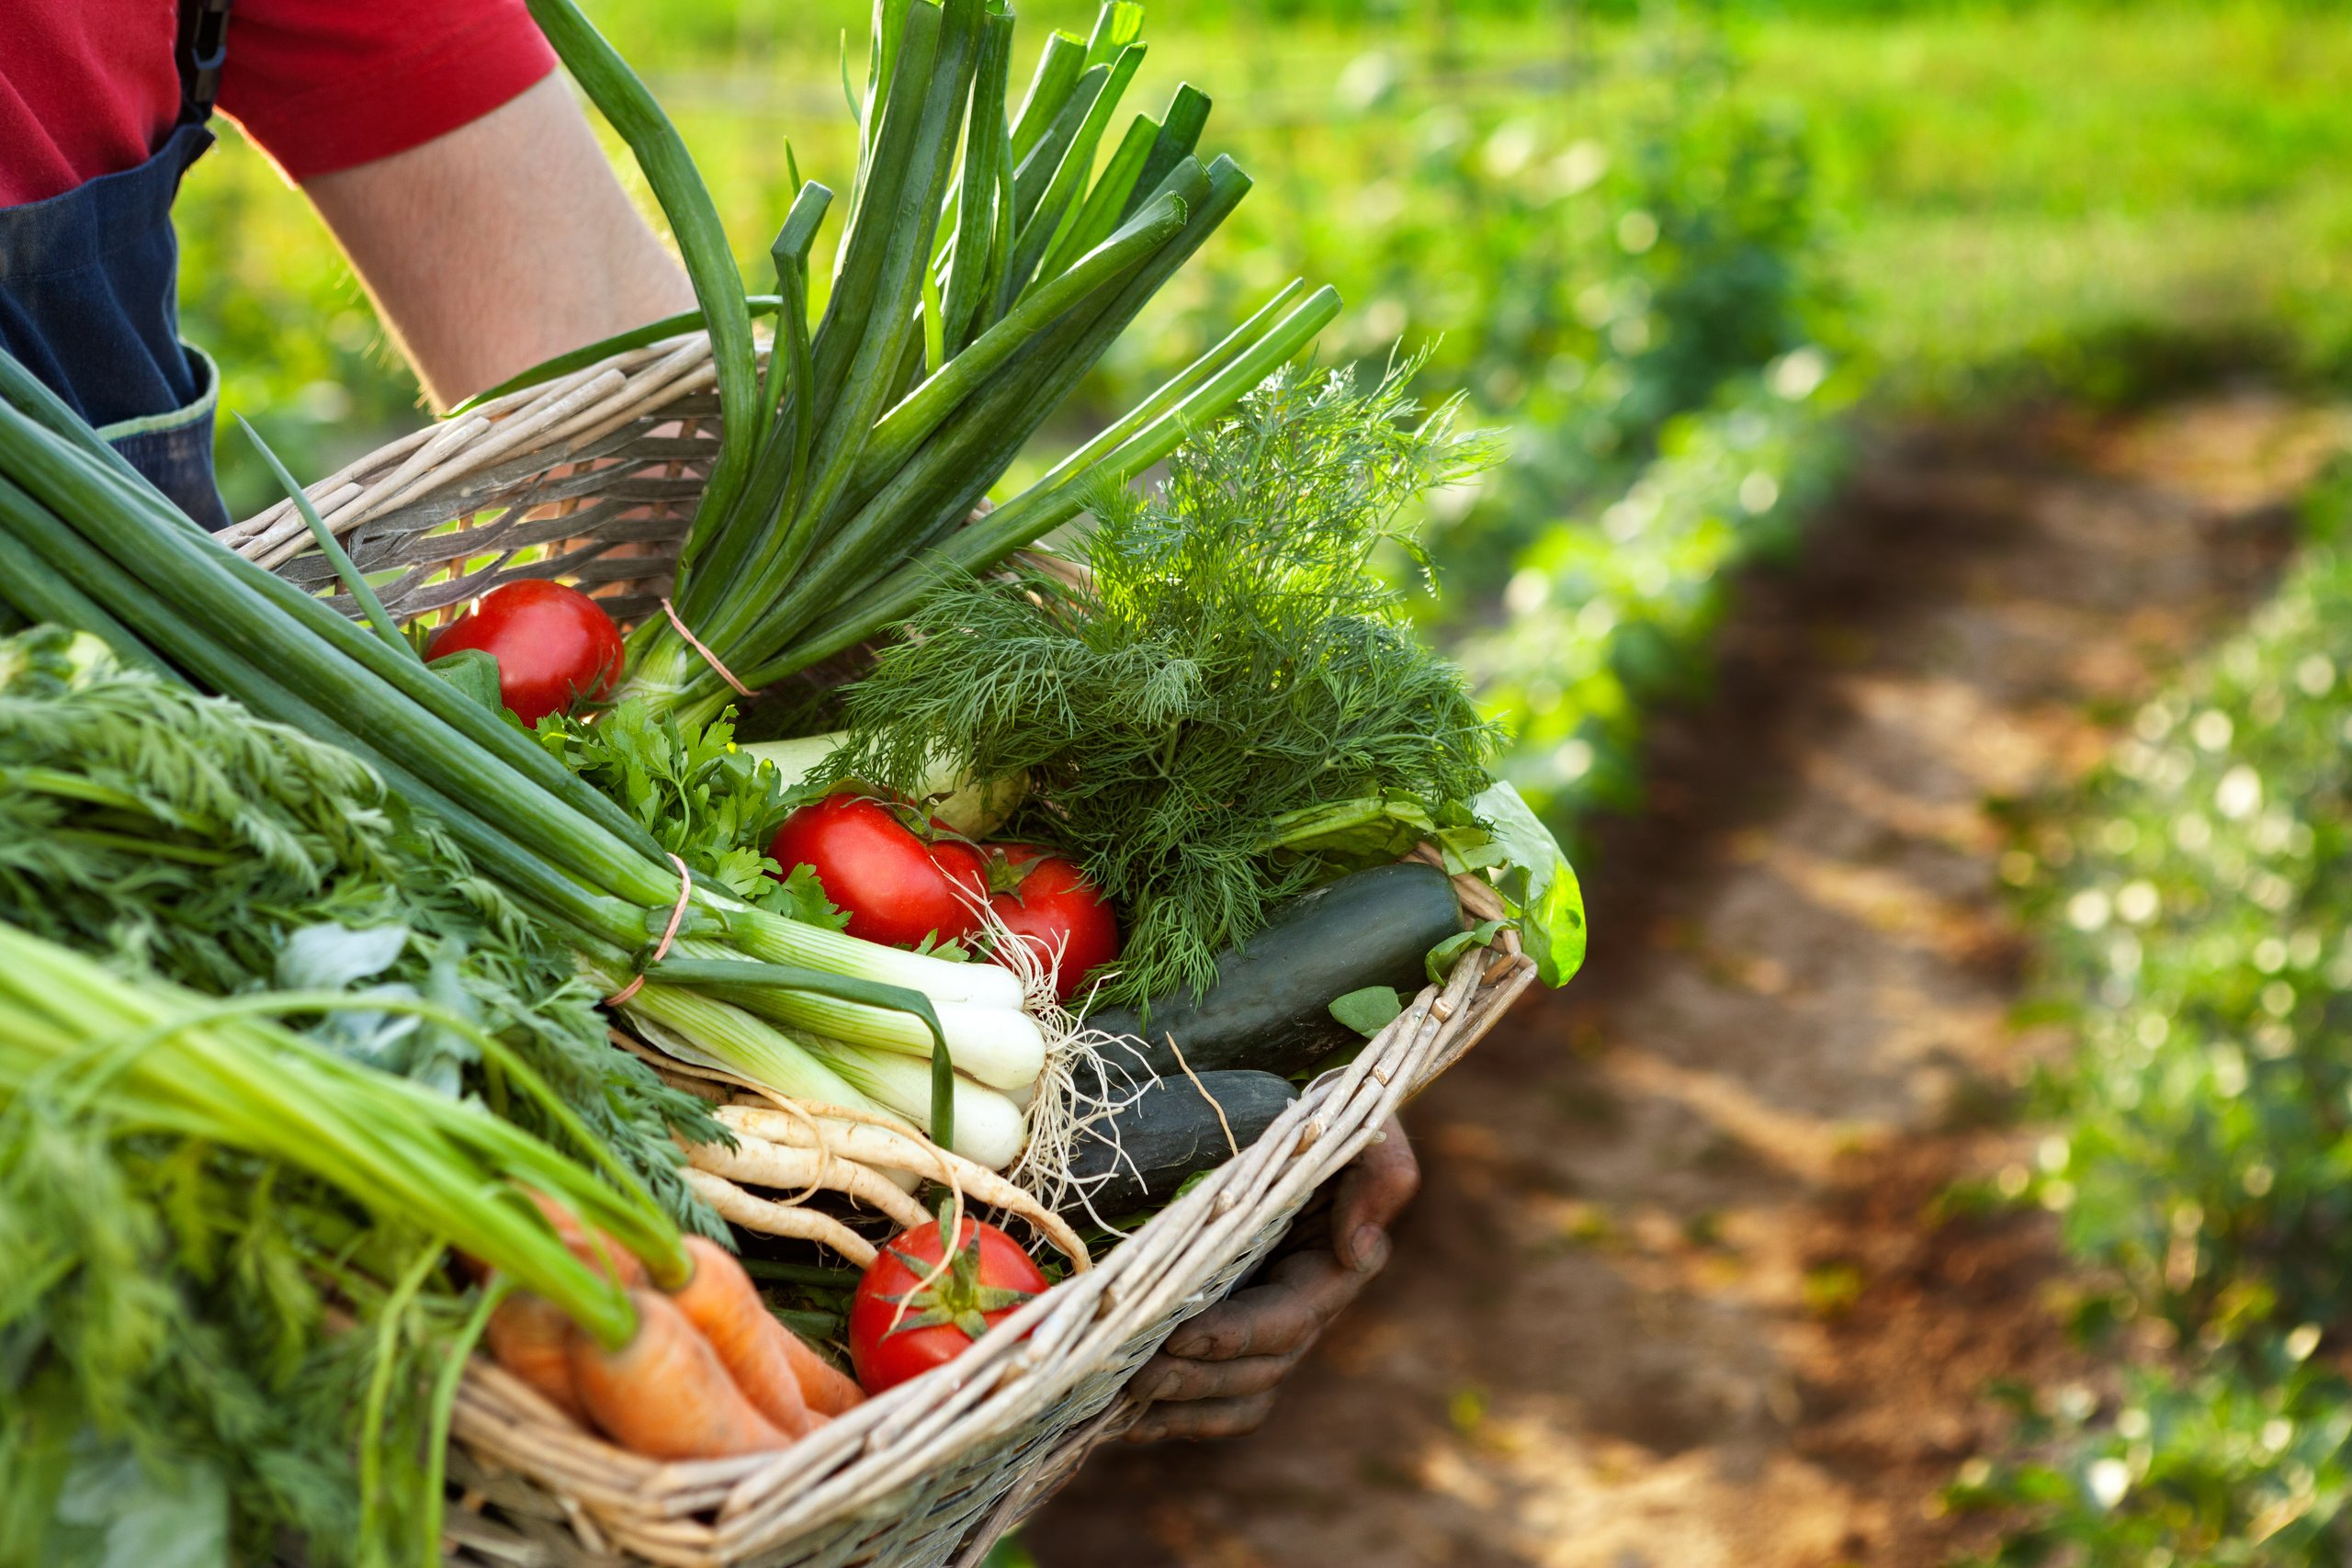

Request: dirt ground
left=1033, top=392, right=2349, bottom=1568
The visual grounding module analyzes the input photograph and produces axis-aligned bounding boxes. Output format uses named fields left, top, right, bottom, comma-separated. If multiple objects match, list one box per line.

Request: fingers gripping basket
left=233, top=337, right=1541, bottom=1568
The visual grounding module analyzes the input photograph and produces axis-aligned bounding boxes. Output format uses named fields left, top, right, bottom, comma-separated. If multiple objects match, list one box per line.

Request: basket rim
left=224, top=330, right=722, bottom=569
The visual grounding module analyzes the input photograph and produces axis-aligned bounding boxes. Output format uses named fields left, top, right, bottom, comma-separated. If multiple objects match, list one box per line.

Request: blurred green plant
left=1948, top=1356, right=2352, bottom=1566
left=1957, top=470, right=2352, bottom=1562
left=1268, top=23, right=1830, bottom=613
left=1464, top=351, right=1852, bottom=833
left=172, top=6, right=1844, bottom=840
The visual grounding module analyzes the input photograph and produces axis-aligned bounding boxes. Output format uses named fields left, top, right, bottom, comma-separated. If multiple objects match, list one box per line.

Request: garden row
left=1957, top=468, right=2352, bottom=1564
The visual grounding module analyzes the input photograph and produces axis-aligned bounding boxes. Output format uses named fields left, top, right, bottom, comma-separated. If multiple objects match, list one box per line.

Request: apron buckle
left=178, top=0, right=233, bottom=124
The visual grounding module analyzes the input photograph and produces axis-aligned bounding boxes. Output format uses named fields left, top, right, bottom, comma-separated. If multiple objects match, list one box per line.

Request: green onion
left=502, top=0, right=1335, bottom=726
left=523, top=0, right=761, bottom=541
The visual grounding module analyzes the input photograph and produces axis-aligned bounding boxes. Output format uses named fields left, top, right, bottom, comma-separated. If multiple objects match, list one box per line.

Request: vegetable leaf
left=537, top=699, right=851, bottom=930
left=51, top=1438, right=231, bottom=1568
left=1426, top=918, right=1509, bottom=986
left=1465, top=781, right=1588, bottom=987
left=425, top=649, right=504, bottom=715
left=1329, top=985, right=1404, bottom=1038
left=274, top=924, right=410, bottom=993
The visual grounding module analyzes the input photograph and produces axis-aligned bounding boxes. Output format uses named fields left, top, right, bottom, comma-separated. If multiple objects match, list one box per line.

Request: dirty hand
left=1123, top=1115, right=1419, bottom=1442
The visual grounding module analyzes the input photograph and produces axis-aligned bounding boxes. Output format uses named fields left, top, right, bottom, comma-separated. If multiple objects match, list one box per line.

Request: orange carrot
left=526, top=1190, right=646, bottom=1287
left=484, top=1292, right=588, bottom=1424
left=569, top=1289, right=792, bottom=1460
left=778, top=1317, right=866, bottom=1417
left=668, top=1236, right=828, bottom=1436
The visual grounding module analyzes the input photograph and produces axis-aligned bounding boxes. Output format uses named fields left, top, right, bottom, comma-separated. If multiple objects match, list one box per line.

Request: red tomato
left=426, top=580, right=625, bottom=726
left=985, top=847, right=1120, bottom=1003
left=849, top=1209, right=1050, bottom=1393
left=768, top=794, right=986, bottom=948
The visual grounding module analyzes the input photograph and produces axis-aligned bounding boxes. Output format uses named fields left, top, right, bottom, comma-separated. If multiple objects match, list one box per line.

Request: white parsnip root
left=717, top=1102, right=1092, bottom=1273
left=625, top=1026, right=1093, bottom=1272
left=680, top=1168, right=879, bottom=1268
left=687, top=1136, right=931, bottom=1231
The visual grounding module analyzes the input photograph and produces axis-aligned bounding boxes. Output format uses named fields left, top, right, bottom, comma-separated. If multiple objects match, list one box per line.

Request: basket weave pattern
left=236, top=338, right=1540, bottom=1567
left=224, top=333, right=723, bottom=626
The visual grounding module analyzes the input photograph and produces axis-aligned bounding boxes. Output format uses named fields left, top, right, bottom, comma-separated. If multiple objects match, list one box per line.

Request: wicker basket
left=233, top=336, right=1540, bottom=1568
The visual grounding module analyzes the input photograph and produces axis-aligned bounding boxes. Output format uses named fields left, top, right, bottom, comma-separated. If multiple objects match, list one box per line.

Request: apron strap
left=176, top=0, right=233, bottom=127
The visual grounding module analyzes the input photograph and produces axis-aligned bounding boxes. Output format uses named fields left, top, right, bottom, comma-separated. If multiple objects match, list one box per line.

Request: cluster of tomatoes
left=769, top=794, right=1117, bottom=1003
left=427, top=584, right=1119, bottom=1004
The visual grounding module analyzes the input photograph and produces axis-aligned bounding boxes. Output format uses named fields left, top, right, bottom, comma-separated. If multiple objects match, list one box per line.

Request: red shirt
left=0, top=1, right=558, bottom=208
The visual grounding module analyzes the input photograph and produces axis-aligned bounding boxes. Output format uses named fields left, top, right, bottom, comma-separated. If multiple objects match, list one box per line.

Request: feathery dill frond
left=833, top=358, right=1504, bottom=1004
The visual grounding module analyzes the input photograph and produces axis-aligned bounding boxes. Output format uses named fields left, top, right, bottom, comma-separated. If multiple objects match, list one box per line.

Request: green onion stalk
left=517, top=0, right=1340, bottom=729
left=0, top=355, right=1004, bottom=1159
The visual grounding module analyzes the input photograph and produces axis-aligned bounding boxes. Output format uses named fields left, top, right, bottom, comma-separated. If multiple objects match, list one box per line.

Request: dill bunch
left=832, top=360, right=1505, bottom=1004
left=0, top=626, right=722, bottom=1229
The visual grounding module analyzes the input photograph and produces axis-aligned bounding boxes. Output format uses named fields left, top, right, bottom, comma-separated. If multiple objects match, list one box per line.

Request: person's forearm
left=301, top=73, right=695, bottom=411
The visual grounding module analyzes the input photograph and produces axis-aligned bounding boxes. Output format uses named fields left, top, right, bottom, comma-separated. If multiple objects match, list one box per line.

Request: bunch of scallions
left=0, top=356, right=1025, bottom=1168
left=501, top=0, right=1340, bottom=727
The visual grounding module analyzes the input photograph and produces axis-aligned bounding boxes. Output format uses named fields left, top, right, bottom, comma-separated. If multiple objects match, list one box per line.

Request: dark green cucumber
left=1063, top=1070, right=1300, bottom=1216
left=1086, top=862, right=1462, bottom=1082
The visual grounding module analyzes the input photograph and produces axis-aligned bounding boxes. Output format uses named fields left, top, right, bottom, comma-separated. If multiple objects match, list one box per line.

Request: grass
left=180, top=0, right=2352, bottom=502
left=1734, top=0, right=2352, bottom=401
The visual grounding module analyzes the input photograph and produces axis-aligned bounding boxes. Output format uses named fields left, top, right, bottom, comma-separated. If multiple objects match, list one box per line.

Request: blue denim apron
left=0, top=0, right=232, bottom=531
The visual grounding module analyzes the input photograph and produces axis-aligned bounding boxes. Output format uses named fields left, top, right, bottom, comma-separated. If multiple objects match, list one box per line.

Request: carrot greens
left=0, top=924, right=681, bottom=1566
left=0, top=626, right=725, bottom=1221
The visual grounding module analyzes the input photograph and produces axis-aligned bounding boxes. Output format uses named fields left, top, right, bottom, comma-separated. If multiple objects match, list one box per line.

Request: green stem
left=238, top=413, right=411, bottom=661
left=524, top=0, right=760, bottom=568
left=421, top=1276, right=514, bottom=1563
left=356, top=1236, right=447, bottom=1555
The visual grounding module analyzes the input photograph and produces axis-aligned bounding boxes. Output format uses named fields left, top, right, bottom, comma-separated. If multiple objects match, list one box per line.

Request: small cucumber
left=1062, top=1070, right=1300, bottom=1216
left=1086, top=862, right=1462, bottom=1083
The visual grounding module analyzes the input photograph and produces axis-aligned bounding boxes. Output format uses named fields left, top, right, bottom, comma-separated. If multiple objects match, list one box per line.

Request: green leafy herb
left=534, top=697, right=849, bottom=930
left=1458, top=781, right=1588, bottom=987
left=1425, top=918, right=1509, bottom=987
left=831, top=359, right=1506, bottom=1003
left=0, top=626, right=725, bottom=1227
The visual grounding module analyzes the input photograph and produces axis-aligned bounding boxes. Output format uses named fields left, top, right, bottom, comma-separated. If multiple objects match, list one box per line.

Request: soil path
left=1035, top=393, right=2346, bottom=1568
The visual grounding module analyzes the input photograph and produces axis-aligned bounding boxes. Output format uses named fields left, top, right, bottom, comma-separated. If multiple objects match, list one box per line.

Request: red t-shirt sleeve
left=219, top=0, right=558, bottom=181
